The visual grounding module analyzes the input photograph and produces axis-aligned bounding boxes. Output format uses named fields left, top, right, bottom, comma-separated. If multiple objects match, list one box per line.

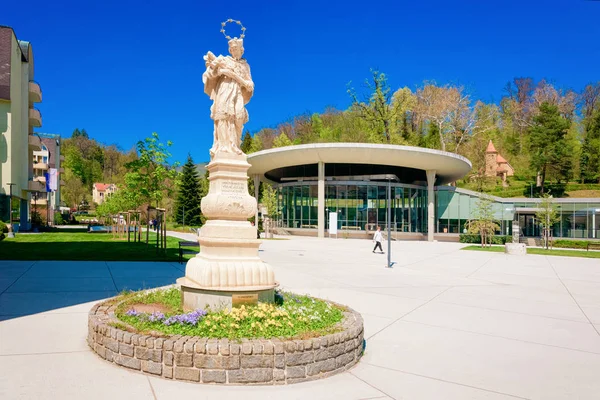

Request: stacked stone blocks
left=88, top=299, right=364, bottom=385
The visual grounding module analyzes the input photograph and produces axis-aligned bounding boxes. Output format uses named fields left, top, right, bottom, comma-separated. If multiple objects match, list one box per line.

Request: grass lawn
left=462, top=245, right=600, bottom=259
left=0, top=229, right=196, bottom=262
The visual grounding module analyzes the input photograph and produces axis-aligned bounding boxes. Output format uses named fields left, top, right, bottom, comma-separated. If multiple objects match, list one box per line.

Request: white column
left=426, top=170, right=436, bottom=242
left=253, top=174, right=260, bottom=228
left=318, top=161, right=325, bottom=238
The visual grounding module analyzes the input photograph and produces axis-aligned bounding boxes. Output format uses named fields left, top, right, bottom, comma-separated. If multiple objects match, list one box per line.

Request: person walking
left=373, top=226, right=384, bottom=253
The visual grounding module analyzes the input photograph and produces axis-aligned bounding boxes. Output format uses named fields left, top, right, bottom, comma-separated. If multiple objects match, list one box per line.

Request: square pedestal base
left=178, top=277, right=276, bottom=311
left=505, top=243, right=527, bottom=255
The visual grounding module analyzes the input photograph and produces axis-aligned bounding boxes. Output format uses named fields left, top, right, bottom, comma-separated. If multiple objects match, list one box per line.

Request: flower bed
left=114, top=288, right=344, bottom=339
left=88, top=288, right=364, bottom=385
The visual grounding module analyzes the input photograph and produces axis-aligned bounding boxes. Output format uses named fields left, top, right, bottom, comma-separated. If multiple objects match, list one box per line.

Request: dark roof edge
left=0, top=25, right=28, bottom=62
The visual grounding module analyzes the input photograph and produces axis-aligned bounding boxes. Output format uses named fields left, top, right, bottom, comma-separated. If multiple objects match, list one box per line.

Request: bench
left=587, top=242, right=600, bottom=251
left=341, top=226, right=361, bottom=230
left=179, top=241, right=199, bottom=263
left=301, top=225, right=318, bottom=229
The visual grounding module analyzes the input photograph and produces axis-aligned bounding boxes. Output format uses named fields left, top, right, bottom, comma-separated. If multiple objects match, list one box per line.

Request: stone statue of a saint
left=203, top=37, right=254, bottom=158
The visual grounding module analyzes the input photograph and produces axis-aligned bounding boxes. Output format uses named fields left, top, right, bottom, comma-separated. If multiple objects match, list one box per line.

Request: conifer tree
left=174, top=154, right=201, bottom=226
left=240, top=131, right=253, bottom=154
left=529, top=103, right=572, bottom=194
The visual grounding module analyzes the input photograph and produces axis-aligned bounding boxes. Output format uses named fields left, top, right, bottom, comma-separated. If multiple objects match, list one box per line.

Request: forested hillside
left=243, top=72, right=600, bottom=197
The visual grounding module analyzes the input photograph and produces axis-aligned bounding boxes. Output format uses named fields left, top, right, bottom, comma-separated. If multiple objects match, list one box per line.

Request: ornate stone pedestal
left=179, top=153, right=277, bottom=310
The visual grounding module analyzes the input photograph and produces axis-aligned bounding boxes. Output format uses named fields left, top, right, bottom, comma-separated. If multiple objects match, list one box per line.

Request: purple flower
left=126, top=309, right=140, bottom=317
left=163, top=309, right=207, bottom=326
left=148, top=311, right=165, bottom=322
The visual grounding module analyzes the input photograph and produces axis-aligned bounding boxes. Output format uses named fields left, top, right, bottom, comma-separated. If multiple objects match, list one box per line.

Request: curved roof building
left=247, top=143, right=472, bottom=241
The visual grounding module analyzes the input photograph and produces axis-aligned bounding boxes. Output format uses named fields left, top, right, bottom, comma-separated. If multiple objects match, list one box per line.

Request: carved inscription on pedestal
left=221, top=180, right=246, bottom=200
left=232, top=293, right=258, bottom=307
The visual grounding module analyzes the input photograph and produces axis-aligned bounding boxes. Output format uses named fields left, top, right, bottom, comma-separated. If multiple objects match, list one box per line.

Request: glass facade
left=436, top=187, right=600, bottom=239
left=275, top=183, right=600, bottom=240
left=277, top=182, right=428, bottom=233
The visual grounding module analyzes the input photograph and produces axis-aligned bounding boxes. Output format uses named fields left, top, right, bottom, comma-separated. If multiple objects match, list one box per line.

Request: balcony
left=29, top=108, right=42, bottom=127
left=33, top=162, right=48, bottom=170
left=59, top=167, right=65, bottom=173
left=28, top=134, right=42, bottom=150
left=29, top=81, right=42, bottom=103
left=34, top=175, right=46, bottom=184
left=60, top=155, right=65, bottom=162
left=30, top=197, right=48, bottom=206
left=28, top=179, right=45, bottom=192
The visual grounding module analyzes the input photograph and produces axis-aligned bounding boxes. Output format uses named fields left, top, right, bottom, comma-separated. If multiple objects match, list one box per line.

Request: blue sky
left=4, top=0, right=600, bottom=164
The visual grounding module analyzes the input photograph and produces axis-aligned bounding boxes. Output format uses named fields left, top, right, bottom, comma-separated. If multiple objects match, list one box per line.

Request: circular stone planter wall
left=87, top=298, right=364, bottom=385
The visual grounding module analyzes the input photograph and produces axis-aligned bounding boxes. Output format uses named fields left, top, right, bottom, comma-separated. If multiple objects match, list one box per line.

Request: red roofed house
left=485, top=140, right=514, bottom=182
left=92, top=183, right=118, bottom=205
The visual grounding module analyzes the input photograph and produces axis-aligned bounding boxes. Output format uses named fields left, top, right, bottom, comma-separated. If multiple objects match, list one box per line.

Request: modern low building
left=0, top=26, right=43, bottom=230
left=247, top=143, right=600, bottom=241
left=92, top=183, right=118, bottom=205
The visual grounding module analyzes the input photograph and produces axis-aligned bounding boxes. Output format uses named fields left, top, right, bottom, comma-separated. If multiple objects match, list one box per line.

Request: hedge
left=459, top=234, right=512, bottom=244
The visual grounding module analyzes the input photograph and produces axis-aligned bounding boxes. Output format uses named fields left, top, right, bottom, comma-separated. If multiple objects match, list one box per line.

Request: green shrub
left=54, top=212, right=65, bottom=225
left=459, top=234, right=511, bottom=244
left=31, top=211, right=43, bottom=226
left=0, top=220, right=7, bottom=233
left=553, top=240, right=594, bottom=249
left=0, top=232, right=5, bottom=241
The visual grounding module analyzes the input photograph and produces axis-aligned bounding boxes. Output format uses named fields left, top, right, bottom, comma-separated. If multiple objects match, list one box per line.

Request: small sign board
left=329, top=212, right=338, bottom=235
left=232, top=293, right=258, bottom=307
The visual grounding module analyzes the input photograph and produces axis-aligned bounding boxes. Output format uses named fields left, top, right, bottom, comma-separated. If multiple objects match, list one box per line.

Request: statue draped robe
left=202, top=55, right=254, bottom=158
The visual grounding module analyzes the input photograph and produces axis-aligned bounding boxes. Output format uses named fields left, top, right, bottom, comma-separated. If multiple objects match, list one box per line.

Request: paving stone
left=218, top=339, right=230, bottom=356
left=274, top=354, right=285, bottom=369
left=241, top=355, right=274, bottom=368
left=164, top=351, right=174, bottom=366
left=134, top=346, right=148, bottom=360
left=207, top=339, right=219, bottom=355
left=114, top=355, right=141, bottom=370
left=286, top=351, right=314, bottom=366
left=306, top=358, right=336, bottom=376
left=263, top=341, right=274, bottom=355
left=174, top=367, right=200, bottom=382
left=194, top=338, right=207, bottom=354
left=285, top=366, right=306, bottom=379
left=184, top=338, right=197, bottom=354
left=241, top=340, right=252, bottom=355
left=141, top=360, right=162, bottom=375
left=228, top=368, right=273, bottom=383
left=119, top=343, right=134, bottom=357
left=194, top=354, right=240, bottom=370
left=229, top=342, right=240, bottom=355
left=336, top=352, right=355, bottom=368
left=175, top=352, right=193, bottom=367
left=202, top=370, right=226, bottom=383
left=104, top=337, right=119, bottom=353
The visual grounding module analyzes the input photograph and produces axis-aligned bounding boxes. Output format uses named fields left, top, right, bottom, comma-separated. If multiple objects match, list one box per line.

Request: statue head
left=228, top=38, right=244, bottom=60
left=221, top=19, right=246, bottom=60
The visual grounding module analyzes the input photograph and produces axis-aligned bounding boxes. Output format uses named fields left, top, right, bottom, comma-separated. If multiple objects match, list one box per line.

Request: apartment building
left=92, top=183, right=118, bottom=205
left=31, top=133, right=65, bottom=223
left=0, top=26, right=43, bottom=230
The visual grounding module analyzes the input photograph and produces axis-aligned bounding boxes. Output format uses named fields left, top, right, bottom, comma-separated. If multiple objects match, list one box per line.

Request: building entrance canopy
left=247, top=143, right=472, bottom=186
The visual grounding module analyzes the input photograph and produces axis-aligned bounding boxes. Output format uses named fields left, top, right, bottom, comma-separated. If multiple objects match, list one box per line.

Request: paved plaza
left=1, top=236, right=600, bottom=399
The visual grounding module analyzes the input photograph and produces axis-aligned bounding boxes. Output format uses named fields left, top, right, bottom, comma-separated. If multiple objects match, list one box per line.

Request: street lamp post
left=386, top=178, right=393, bottom=268
left=7, top=183, right=15, bottom=223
